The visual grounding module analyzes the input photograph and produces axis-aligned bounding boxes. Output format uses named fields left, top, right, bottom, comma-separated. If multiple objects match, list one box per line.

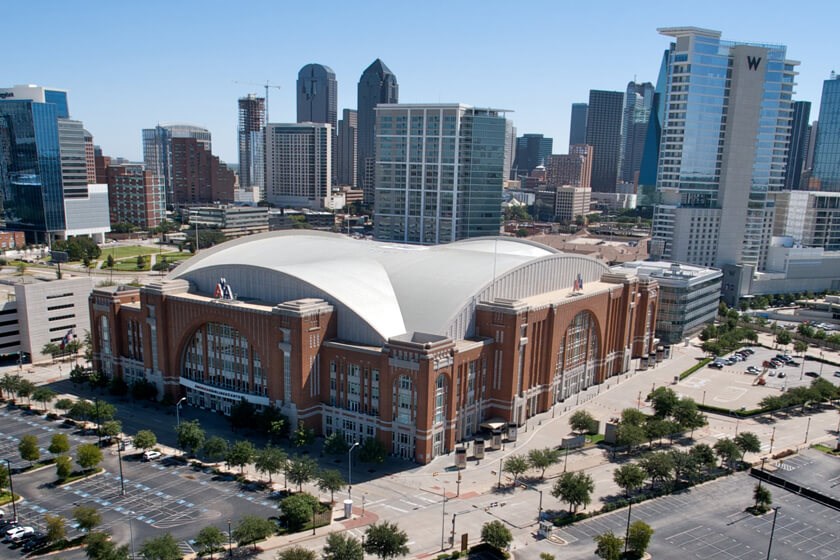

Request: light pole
left=440, top=487, right=447, bottom=551
left=820, top=352, right=825, bottom=376
left=227, top=519, right=233, bottom=558
left=769, top=427, right=776, bottom=455
left=497, top=458, right=503, bottom=489
left=175, top=397, right=187, bottom=429
left=563, top=445, right=570, bottom=472
left=804, top=417, right=811, bottom=443
left=348, top=441, right=360, bottom=500
left=128, top=510, right=135, bottom=559
left=766, top=506, right=781, bottom=559
left=4, top=459, right=16, bottom=522
left=116, top=437, right=126, bottom=496
left=623, top=499, right=633, bottom=555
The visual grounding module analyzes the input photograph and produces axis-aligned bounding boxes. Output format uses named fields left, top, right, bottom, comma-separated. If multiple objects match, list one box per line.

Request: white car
left=142, top=450, right=162, bottom=462
left=6, top=526, right=33, bottom=543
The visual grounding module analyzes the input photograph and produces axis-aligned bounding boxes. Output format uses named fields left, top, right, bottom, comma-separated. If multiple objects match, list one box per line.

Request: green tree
left=73, top=504, right=102, bottom=533
left=364, top=521, right=410, bottom=560
left=32, top=386, right=56, bottom=411
left=616, top=423, right=646, bottom=452
left=277, top=546, right=317, bottom=560
left=254, top=445, right=286, bottom=483
left=639, top=452, right=675, bottom=489
left=229, top=398, right=256, bottom=431
left=714, top=438, right=741, bottom=471
left=0, top=373, right=22, bottom=400
left=612, top=463, right=646, bottom=497
left=287, top=455, right=318, bottom=492
left=292, top=421, right=314, bottom=447
left=481, top=520, right=513, bottom=551
left=16, top=379, right=35, bottom=404
left=569, top=410, right=599, bottom=435
left=323, top=431, right=350, bottom=455
left=194, top=526, right=226, bottom=559
left=551, top=471, right=595, bottom=514
left=100, top=419, right=122, bottom=441
left=689, top=443, right=716, bottom=475
left=232, top=515, right=276, bottom=550
left=793, top=340, right=808, bottom=355
left=108, top=376, right=129, bottom=397
left=136, top=254, right=147, bottom=270
left=759, top=395, right=785, bottom=411
left=775, top=330, right=792, bottom=348
left=42, top=342, right=60, bottom=360
left=733, top=432, right=762, bottom=460
left=85, top=531, right=130, bottom=560
left=649, top=387, right=679, bottom=418
left=176, top=419, right=205, bottom=455
left=672, top=399, right=707, bottom=434
left=620, top=408, right=647, bottom=427
left=317, top=468, right=346, bottom=504
left=280, top=492, right=319, bottom=531
left=323, top=533, right=364, bottom=560
left=527, top=447, right=561, bottom=479
left=593, top=531, right=623, bottom=560
left=134, top=429, right=158, bottom=452
left=226, top=440, right=256, bottom=474
left=201, top=436, right=228, bottom=462
left=626, top=520, right=654, bottom=558
left=55, top=455, right=73, bottom=480
left=503, top=454, right=529, bottom=487
left=18, top=434, right=40, bottom=465
left=55, top=397, right=73, bottom=412
left=44, top=513, right=66, bottom=545
left=76, top=442, right=104, bottom=472
left=358, top=437, right=386, bottom=463
left=811, top=377, right=839, bottom=402
left=753, top=483, right=772, bottom=513
left=49, top=432, right=71, bottom=456
left=139, top=533, right=182, bottom=560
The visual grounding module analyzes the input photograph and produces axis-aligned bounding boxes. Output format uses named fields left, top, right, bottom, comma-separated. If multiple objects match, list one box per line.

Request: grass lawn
left=102, top=245, right=161, bottom=259
left=111, top=260, right=151, bottom=272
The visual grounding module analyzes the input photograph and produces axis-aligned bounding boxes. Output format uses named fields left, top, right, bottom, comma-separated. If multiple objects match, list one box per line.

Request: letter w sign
left=747, top=56, right=762, bottom=70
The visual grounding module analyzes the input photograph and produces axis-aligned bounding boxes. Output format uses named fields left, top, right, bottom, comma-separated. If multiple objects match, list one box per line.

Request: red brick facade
left=91, top=271, right=657, bottom=464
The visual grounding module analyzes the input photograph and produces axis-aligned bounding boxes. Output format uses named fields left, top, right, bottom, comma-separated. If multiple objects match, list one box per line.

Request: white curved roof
left=172, top=231, right=607, bottom=345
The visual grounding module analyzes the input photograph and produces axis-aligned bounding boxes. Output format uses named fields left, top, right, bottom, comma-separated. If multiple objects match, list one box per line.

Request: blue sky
left=5, top=0, right=836, bottom=164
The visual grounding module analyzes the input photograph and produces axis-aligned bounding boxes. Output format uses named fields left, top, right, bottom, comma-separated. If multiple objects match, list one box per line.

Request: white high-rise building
left=264, top=123, right=331, bottom=209
left=650, top=27, right=797, bottom=271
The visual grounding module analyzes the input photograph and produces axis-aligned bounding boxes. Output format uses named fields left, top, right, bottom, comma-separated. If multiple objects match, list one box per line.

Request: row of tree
left=759, top=377, right=839, bottom=412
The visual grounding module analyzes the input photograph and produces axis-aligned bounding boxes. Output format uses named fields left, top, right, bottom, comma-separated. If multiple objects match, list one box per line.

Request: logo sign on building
left=214, top=277, right=234, bottom=300
left=747, top=56, right=762, bottom=70
left=0, top=92, right=14, bottom=99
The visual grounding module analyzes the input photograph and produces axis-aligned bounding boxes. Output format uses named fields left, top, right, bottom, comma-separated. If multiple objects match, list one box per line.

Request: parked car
left=778, top=371, right=786, bottom=378
left=805, top=371, right=820, bottom=378
left=787, top=360, right=799, bottom=367
left=5, top=526, right=33, bottom=543
left=763, top=361, right=778, bottom=369
left=21, top=532, right=48, bottom=552
left=142, top=450, right=162, bottom=462
left=709, top=362, right=724, bottom=369
left=834, top=371, right=840, bottom=378
left=741, top=348, right=755, bottom=355
left=746, top=366, right=761, bottom=374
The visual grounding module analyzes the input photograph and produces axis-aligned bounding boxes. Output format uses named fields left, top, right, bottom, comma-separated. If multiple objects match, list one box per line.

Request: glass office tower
left=810, top=74, right=840, bottom=192
left=651, top=27, right=796, bottom=271
left=374, top=104, right=507, bottom=244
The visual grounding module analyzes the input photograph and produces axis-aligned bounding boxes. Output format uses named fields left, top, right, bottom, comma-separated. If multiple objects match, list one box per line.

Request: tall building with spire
left=297, top=64, right=338, bottom=131
left=238, top=94, right=266, bottom=196
left=357, top=59, right=398, bottom=204
left=650, top=27, right=797, bottom=271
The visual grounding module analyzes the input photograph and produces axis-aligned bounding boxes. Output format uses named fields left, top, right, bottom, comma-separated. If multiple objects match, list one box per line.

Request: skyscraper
left=569, top=103, right=588, bottom=146
left=619, top=81, right=655, bottom=185
left=170, top=137, right=235, bottom=205
left=650, top=27, right=797, bottom=271
left=546, top=145, right=593, bottom=189
left=337, top=109, right=358, bottom=187
left=0, top=84, right=109, bottom=243
left=238, top=94, right=266, bottom=195
left=357, top=59, right=398, bottom=204
left=585, top=90, right=624, bottom=192
left=142, top=124, right=211, bottom=208
left=809, top=74, right=840, bottom=191
left=264, top=123, right=331, bottom=209
left=297, top=64, right=338, bottom=131
left=513, top=134, right=553, bottom=177
left=374, top=104, right=507, bottom=244
left=784, top=101, right=811, bottom=190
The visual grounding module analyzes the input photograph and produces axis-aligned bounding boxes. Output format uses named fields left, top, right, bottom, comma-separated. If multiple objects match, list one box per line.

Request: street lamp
left=128, top=510, right=135, bottom=559
left=440, top=487, right=447, bottom=551
left=623, top=499, right=634, bottom=555
left=116, top=437, right=126, bottom=496
left=227, top=519, right=233, bottom=558
left=175, top=397, right=187, bottom=429
left=766, top=506, right=781, bottom=559
left=4, top=459, right=17, bottom=522
left=348, top=442, right=360, bottom=500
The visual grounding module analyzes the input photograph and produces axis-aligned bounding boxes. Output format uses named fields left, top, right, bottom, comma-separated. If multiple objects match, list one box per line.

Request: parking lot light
left=227, top=519, right=233, bottom=558
left=175, top=397, right=187, bottom=429
left=348, top=441, right=360, bottom=501
left=5, top=458, right=17, bottom=522
left=766, top=506, right=780, bottom=559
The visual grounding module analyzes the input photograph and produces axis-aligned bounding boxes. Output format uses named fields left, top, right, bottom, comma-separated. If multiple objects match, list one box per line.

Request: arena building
left=90, top=231, right=658, bottom=463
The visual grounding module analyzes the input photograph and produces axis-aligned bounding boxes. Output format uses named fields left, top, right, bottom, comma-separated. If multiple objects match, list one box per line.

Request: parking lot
left=676, top=346, right=840, bottom=411
left=770, top=448, right=840, bottom=502
left=0, top=408, right=90, bottom=471
left=550, top=472, right=840, bottom=559
left=0, top=406, right=280, bottom=559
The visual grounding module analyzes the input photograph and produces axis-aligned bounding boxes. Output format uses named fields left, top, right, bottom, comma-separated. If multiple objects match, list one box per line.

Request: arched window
left=182, top=322, right=264, bottom=396
left=98, top=315, right=111, bottom=357
left=561, top=311, right=599, bottom=398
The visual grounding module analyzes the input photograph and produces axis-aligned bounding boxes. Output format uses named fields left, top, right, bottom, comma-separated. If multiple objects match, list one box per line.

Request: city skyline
left=5, top=0, right=837, bottom=164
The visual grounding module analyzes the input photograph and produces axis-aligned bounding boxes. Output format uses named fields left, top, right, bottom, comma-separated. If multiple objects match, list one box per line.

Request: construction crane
left=233, top=81, right=282, bottom=122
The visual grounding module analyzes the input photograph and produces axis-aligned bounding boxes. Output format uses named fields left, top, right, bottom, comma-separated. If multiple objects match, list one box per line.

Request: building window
left=181, top=322, right=262, bottom=396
